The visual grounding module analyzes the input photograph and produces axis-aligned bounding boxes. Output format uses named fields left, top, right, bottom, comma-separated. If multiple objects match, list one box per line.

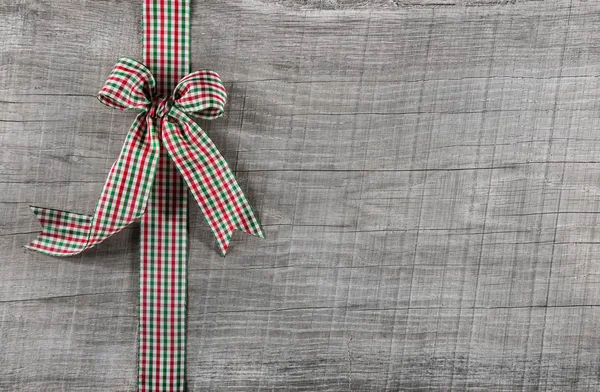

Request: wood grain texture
left=2, top=0, right=600, bottom=390
left=256, top=0, right=543, bottom=10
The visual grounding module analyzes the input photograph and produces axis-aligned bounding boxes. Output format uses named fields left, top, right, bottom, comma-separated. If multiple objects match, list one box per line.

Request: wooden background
left=2, top=0, right=600, bottom=390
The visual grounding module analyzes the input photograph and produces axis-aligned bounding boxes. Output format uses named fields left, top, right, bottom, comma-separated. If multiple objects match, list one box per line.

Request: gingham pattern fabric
left=142, top=2, right=189, bottom=390
left=25, top=1, right=264, bottom=389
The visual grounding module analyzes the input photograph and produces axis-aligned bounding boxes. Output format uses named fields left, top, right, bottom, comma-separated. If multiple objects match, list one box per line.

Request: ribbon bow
left=25, top=57, right=264, bottom=256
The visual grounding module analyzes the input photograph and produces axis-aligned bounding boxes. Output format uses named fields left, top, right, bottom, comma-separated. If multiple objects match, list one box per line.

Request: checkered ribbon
left=24, top=1, right=264, bottom=389
left=25, top=57, right=264, bottom=257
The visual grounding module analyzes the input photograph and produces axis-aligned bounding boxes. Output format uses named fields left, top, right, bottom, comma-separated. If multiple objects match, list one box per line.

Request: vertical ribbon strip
left=140, top=1, right=189, bottom=390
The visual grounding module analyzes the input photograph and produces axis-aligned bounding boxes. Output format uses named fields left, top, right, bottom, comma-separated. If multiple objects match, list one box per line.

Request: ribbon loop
left=173, top=70, right=227, bottom=120
left=97, top=58, right=156, bottom=111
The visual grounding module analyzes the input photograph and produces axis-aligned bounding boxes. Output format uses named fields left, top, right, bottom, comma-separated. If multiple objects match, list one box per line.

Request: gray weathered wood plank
left=2, top=0, right=600, bottom=390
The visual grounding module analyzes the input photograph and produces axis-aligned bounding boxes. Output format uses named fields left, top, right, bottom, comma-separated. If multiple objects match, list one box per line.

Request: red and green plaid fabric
left=142, top=4, right=189, bottom=389
left=25, top=58, right=263, bottom=256
left=25, top=1, right=264, bottom=390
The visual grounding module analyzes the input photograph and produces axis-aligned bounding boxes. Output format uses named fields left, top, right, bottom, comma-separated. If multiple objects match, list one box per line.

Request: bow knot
left=26, top=57, right=264, bottom=257
left=149, top=96, right=174, bottom=119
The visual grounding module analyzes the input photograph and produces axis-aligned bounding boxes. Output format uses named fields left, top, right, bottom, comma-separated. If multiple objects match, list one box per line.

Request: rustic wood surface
left=1, top=0, right=599, bottom=390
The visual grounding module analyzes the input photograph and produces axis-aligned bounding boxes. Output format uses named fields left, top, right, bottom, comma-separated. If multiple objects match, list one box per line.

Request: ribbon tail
left=162, top=113, right=265, bottom=255
left=25, top=113, right=160, bottom=256
left=24, top=206, right=93, bottom=256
